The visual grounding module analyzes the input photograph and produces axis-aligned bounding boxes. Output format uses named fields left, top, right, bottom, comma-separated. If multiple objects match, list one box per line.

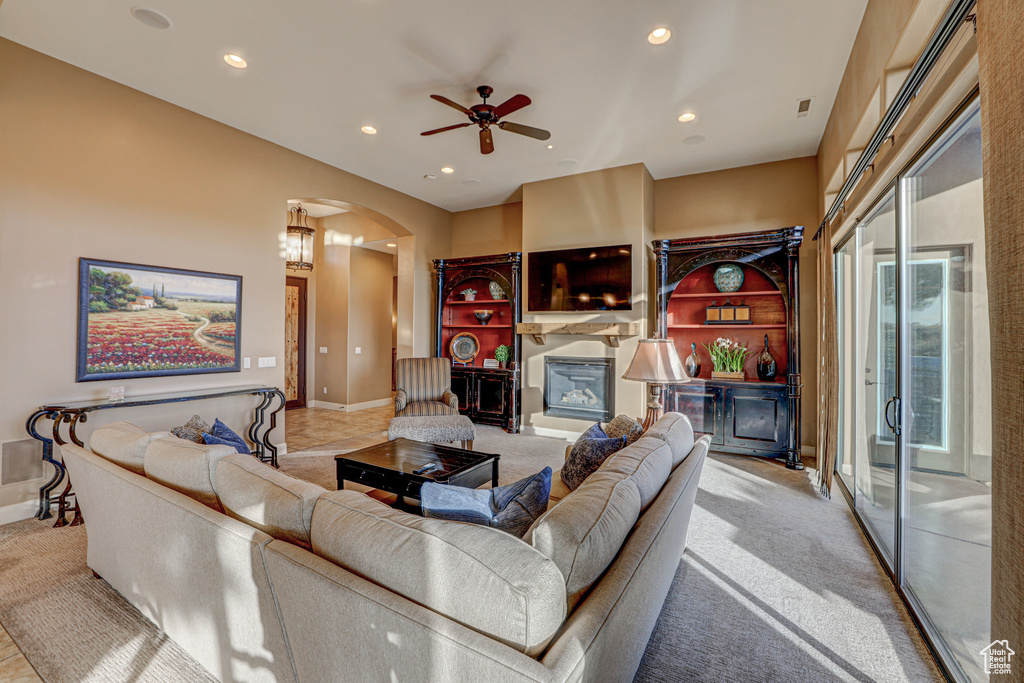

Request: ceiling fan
left=421, top=85, right=551, bottom=154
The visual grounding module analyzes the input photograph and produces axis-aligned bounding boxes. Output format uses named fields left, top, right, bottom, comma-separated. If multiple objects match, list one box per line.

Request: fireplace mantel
left=515, top=322, right=639, bottom=348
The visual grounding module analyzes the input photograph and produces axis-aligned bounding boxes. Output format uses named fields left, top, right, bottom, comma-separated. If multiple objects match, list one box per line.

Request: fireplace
left=543, top=356, right=615, bottom=421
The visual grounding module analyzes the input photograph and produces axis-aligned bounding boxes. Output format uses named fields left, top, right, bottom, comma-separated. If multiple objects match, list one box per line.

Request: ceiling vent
left=131, top=7, right=172, bottom=29
left=796, top=97, right=814, bottom=118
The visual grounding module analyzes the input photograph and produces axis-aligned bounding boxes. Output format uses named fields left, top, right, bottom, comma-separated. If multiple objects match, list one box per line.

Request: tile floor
left=0, top=625, right=42, bottom=682
left=284, top=404, right=395, bottom=452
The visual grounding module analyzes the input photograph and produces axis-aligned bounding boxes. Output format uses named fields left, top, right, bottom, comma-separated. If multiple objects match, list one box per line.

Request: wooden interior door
left=285, top=277, right=307, bottom=409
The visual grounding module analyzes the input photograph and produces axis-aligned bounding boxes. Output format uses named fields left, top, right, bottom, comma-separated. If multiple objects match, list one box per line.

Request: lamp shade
left=621, top=339, right=689, bottom=383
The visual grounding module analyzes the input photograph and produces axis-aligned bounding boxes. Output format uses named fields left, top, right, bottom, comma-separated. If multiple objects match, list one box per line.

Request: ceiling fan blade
left=480, top=127, right=494, bottom=154
left=498, top=121, right=551, bottom=141
left=492, top=94, right=531, bottom=119
left=430, top=94, right=472, bottom=115
left=421, top=122, right=472, bottom=136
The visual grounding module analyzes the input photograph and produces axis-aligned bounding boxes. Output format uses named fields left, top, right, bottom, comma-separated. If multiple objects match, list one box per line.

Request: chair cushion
left=421, top=467, right=551, bottom=538
left=604, top=414, right=644, bottom=445
left=560, top=423, right=626, bottom=491
left=644, top=412, right=696, bottom=469
left=89, top=421, right=169, bottom=475
left=144, top=436, right=234, bottom=510
left=202, top=418, right=250, bottom=454
left=388, top=415, right=475, bottom=443
left=310, top=490, right=567, bottom=656
left=170, top=414, right=211, bottom=444
left=524, top=471, right=642, bottom=610
left=214, top=454, right=326, bottom=548
left=598, top=437, right=672, bottom=511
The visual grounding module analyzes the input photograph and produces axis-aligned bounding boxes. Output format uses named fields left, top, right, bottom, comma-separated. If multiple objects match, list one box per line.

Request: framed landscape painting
left=77, top=258, right=242, bottom=381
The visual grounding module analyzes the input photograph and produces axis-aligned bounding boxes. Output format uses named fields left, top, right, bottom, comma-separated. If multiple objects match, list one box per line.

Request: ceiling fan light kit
left=421, top=85, right=551, bottom=155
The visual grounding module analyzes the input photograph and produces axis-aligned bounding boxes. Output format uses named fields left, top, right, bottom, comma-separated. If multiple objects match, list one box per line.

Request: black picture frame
left=76, top=258, right=242, bottom=382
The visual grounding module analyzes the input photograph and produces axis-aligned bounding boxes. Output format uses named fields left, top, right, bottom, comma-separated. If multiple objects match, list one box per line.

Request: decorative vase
left=713, top=263, right=744, bottom=293
left=474, top=310, right=493, bottom=325
left=489, top=280, right=506, bottom=300
left=684, top=342, right=701, bottom=378
left=756, top=334, right=778, bottom=381
left=499, top=360, right=508, bottom=369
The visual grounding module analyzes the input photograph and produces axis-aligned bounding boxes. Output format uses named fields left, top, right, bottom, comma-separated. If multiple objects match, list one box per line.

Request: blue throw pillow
left=202, top=418, right=250, bottom=455
left=560, top=422, right=627, bottom=491
left=421, top=467, right=552, bottom=538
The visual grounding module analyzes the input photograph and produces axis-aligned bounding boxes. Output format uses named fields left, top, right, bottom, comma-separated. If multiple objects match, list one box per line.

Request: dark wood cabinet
left=433, top=253, right=522, bottom=433
left=654, top=227, right=804, bottom=468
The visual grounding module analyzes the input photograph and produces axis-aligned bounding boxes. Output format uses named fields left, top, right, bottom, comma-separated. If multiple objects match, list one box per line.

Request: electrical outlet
left=257, top=356, right=276, bottom=368
left=355, top=347, right=362, bottom=355
left=243, top=357, right=251, bottom=369
left=323, top=387, right=327, bottom=395
left=319, top=347, right=328, bottom=354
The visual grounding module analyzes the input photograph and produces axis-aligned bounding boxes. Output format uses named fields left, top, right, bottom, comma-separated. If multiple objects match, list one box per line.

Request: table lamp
left=622, top=338, right=689, bottom=431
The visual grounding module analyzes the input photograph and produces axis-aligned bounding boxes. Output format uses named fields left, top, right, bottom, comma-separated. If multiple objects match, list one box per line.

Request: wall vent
left=796, top=97, right=815, bottom=117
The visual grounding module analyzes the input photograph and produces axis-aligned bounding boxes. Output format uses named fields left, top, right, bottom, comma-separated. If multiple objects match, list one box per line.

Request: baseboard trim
left=308, top=398, right=392, bottom=413
left=0, top=500, right=38, bottom=526
left=801, top=445, right=817, bottom=457
left=520, top=425, right=581, bottom=442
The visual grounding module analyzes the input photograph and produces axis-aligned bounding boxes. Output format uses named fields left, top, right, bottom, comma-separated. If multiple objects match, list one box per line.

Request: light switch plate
left=258, top=356, right=276, bottom=368
left=319, top=347, right=328, bottom=354
left=243, top=357, right=251, bottom=369
left=355, top=347, right=362, bottom=355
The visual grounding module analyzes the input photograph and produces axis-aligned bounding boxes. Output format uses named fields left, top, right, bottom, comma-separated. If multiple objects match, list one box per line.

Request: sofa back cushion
left=598, top=437, right=672, bottom=511
left=89, top=422, right=170, bottom=475
left=144, top=436, right=234, bottom=510
left=310, top=490, right=566, bottom=656
left=214, top=454, right=326, bottom=548
left=644, top=412, right=696, bottom=469
left=523, top=472, right=642, bottom=610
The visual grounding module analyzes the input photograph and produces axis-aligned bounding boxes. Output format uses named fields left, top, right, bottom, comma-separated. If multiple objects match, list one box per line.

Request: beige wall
left=451, top=202, right=523, bottom=258
left=0, top=38, right=451, bottom=515
left=654, top=157, right=820, bottom=446
left=347, top=247, right=395, bottom=405
left=312, top=231, right=351, bottom=405
left=520, top=164, right=653, bottom=435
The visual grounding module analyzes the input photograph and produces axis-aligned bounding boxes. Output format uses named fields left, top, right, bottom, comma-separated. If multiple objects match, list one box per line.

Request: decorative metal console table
left=27, top=384, right=285, bottom=527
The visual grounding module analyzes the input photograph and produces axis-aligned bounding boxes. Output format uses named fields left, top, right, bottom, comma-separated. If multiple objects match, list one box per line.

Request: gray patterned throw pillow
left=421, top=467, right=552, bottom=538
left=171, top=414, right=211, bottom=443
left=604, top=414, right=644, bottom=445
left=560, top=423, right=627, bottom=491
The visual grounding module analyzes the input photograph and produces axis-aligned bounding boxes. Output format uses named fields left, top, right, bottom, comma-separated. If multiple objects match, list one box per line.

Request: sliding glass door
left=834, top=97, right=990, bottom=683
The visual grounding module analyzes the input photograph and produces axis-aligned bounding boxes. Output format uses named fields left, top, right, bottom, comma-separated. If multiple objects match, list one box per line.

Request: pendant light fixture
left=286, top=204, right=315, bottom=270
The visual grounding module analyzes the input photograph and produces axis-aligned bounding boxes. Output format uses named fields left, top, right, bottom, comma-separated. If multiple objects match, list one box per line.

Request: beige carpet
left=0, top=427, right=941, bottom=682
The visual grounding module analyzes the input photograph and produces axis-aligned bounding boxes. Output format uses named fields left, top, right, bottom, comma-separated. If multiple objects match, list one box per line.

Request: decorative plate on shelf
left=713, top=263, right=744, bottom=293
left=449, top=332, right=480, bottom=364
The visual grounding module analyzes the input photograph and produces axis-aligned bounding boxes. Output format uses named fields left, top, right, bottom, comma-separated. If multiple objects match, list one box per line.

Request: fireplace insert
left=543, top=356, right=614, bottom=422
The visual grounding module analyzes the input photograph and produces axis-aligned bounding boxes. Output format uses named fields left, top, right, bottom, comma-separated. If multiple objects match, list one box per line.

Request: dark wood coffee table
left=335, top=438, right=500, bottom=504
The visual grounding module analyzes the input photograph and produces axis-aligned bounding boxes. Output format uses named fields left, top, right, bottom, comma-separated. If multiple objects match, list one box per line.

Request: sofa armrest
left=394, top=389, right=408, bottom=412
left=442, top=389, right=459, bottom=411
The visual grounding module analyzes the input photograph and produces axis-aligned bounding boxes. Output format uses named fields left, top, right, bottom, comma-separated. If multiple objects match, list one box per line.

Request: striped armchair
left=394, top=357, right=460, bottom=417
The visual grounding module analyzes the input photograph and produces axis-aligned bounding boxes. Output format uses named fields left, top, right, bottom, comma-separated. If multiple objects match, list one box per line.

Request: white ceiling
left=0, top=0, right=867, bottom=212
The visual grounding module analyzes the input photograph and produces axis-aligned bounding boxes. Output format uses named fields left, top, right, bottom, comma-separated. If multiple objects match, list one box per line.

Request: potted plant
left=703, top=337, right=750, bottom=380
left=461, top=288, right=477, bottom=301
left=494, top=344, right=512, bottom=369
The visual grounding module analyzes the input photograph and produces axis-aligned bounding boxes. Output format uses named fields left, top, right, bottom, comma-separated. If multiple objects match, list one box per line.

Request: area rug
left=0, top=430, right=941, bottom=682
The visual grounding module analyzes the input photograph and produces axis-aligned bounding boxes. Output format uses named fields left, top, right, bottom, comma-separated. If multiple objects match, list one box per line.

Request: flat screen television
left=528, top=244, right=632, bottom=311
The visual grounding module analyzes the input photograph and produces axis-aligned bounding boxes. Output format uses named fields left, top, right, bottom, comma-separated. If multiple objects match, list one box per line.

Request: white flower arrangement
left=703, top=337, right=750, bottom=373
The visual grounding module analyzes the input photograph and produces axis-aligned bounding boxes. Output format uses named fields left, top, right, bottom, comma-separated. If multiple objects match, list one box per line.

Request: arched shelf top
left=441, top=267, right=514, bottom=304
left=665, top=248, right=789, bottom=303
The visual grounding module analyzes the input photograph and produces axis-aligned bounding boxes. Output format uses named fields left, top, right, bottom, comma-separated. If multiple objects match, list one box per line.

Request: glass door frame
left=831, top=88, right=982, bottom=683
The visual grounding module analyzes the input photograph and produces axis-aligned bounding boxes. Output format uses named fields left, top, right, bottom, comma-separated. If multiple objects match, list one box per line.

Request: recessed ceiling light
left=648, top=27, right=671, bottom=45
left=224, top=54, right=247, bottom=69
left=360, top=125, right=377, bottom=135
left=678, top=112, right=696, bottom=123
left=546, top=144, right=554, bottom=149
left=424, top=174, right=437, bottom=181
left=131, top=7, right=172, bottom=29
left=386, top=243, right=397, bottom=248
left=441, top=167, right=454, bottom=174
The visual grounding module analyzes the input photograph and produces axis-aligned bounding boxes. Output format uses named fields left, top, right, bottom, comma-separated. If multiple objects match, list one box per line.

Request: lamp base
left=641, top=384, right=664, bottom=432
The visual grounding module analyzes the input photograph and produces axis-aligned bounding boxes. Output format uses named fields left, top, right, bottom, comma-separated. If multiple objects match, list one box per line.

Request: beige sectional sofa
left=62, top=413, right=710, bottom=683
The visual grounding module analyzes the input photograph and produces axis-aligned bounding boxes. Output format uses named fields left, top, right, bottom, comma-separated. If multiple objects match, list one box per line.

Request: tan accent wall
left=520, top=164, right=652, bottom=435
left=451, top=202, right=523, bottom=258
left=653, top=157, right=820, bottom=446
left=0, top=38, right=451, bottom=512
left=347, top=248, right=395, bottom=405
left=977, top=0, right=1024, bottom=666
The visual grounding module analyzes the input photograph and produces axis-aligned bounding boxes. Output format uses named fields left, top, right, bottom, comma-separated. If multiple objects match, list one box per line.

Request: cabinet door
left=473, top=374, right=508, bottom=419
left=450, top=372, right=472, bottom=414
left=723, top=385, right=788, bottom=453
left=668, top=384, right=723, bottom=445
